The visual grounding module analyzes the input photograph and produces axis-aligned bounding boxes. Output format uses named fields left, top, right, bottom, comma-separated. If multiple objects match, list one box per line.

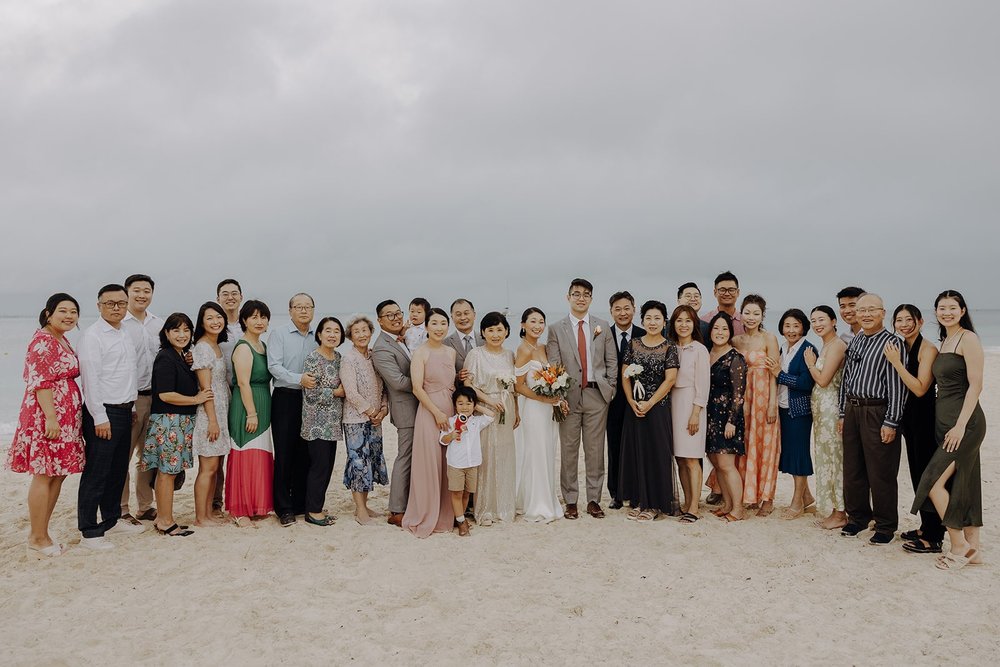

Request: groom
left=546, top=278, right=618, bottom=519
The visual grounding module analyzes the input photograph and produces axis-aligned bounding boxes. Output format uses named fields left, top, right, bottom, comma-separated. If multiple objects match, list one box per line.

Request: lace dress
left=706, top=349, right=747, bottom=455
left=618, top=338, right=680, bottom=513
left=191, top=340, right=232, bottom=458
left=812, top=356, right=844, bottom=515
left=464, top=347, right=517, bottom=524
left=514, top=359, right=562, bottom=523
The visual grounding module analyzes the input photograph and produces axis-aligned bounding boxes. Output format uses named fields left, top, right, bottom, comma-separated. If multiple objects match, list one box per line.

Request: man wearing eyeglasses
left=266, top=293, right=318, bottom=527
left=546, top=278, right=618, bottom=520
left=700, top=271, right=745, bottom=336
left=76, top=284, right=143, bottom=551
left=372, top=299, right=419, bottom=526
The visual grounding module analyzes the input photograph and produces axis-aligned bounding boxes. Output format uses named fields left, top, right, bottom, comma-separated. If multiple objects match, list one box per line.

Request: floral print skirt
left=141, top=413, right=194, bottom=475
left=343, top=422, right=388, bottom=493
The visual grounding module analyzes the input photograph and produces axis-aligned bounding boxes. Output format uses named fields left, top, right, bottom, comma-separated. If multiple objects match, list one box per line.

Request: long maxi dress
left=402, top=346, right=456, bottom=538
left=514, top=359, right=562, bottom=523
left=226, top=340, right=274, bottom=518
left=811, top=356, right=844, bottom=516
left=739, top=350, right=781, bottom=505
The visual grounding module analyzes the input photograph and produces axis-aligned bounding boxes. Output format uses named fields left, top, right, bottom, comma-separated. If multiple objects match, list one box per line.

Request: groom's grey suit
left=546, top=314, right=618, bottom=506
left=372, top=331, right=418, bottom=514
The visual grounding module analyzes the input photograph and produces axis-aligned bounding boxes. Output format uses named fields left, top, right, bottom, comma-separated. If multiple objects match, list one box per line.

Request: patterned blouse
left=706, top=348, right=748, bottom=454
left=301, top=349, right=344, bottom=441
left=340, top=345, right=388, bottom=425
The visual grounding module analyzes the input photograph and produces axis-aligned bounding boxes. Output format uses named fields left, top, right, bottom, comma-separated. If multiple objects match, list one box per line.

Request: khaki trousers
left=120, top=394, right=155, bottom=515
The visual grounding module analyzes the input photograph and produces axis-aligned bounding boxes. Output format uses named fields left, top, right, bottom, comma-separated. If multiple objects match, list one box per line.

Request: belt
left=104, top=401, right=135, bottom=410
left=273, top=386, right=302, bottom=393
left=137, top=390, right=152, bottom=397
left=846, top=396, right=887, bottom=407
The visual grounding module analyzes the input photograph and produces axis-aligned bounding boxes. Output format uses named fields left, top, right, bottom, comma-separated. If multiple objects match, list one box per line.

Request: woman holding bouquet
left=513, top=307, right=565, bottom=523
left=464, top=312, right=519, bottom=525
left=618, top=300, right=680, bottom=520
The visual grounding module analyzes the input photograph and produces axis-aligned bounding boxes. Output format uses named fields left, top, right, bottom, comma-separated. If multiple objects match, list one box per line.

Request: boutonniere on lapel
left=592, top=325, right=602, bottom=340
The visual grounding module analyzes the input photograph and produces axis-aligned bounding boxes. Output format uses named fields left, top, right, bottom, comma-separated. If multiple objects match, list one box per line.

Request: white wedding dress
left=514, top=360, right=562, bottom=523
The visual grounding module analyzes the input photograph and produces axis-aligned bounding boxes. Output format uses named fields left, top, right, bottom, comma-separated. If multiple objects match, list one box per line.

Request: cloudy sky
left=2, top=1, right=998, bottom=322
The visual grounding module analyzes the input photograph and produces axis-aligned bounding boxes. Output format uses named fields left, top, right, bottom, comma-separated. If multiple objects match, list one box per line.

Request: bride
left=513, top=307, right=566, bottom=523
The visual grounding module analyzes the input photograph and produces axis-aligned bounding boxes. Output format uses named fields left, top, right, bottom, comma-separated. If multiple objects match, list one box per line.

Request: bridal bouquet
left=531, top=364, right=574, bottom=422
left=624, top=364, right=645, bottom=401
left=497, top=374, right=515, bottom=424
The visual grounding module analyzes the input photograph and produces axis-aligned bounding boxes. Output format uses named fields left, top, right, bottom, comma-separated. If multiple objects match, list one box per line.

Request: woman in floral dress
left=8, top=293, right=86, bottom=558
left=705, top=312, right=747, bottom=522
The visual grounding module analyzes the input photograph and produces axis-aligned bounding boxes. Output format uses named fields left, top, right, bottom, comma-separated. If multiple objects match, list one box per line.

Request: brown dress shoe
left=563, top=503, right=579, bottom=520
left=587, top=501, right=605, bottom=518
left=387, top=512, right=403, bottom=527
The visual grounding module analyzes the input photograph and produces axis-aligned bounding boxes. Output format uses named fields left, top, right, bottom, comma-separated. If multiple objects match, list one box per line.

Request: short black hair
left=217, top=278, right=242, bottom=295
left=450, top=298, right=475, bottom=312
left=836, top=286, right=865, bottom=300
left=239, top=300, right=271, bottom=332
left=39, top=293, right=80, bottom=328
left=452, top=385, right=478, bottom=406
left=194, top=302, right=230, bottom=343
left=314, top=316, right=345, bottom=345
left=98, top=284, right=127, bottom=299
left=376, top=300, right=399, bottom=318
left=409, top=298, right=431, bottom=319
left=568, top=278, right=594, bottom=294
left=124, top=274, right=155, bottom=290
left=608, top=291, right=634, bottom=307
left=713, top=271, right=739, bottom=288
left=158, top=312, right=195, bottom=350
left=677, top=282, right=700, bottom=299
left=640, top=299, right=668, bottom=321
left=779, top=308, right=810, bottom=335
left=479, top=311, right=510, bottom=339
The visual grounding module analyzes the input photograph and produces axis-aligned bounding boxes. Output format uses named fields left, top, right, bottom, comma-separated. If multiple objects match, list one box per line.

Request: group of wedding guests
left=7, top=272, right=986, bottom=570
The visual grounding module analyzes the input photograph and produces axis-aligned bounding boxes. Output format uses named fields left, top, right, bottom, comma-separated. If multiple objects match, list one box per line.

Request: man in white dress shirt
left=444, top=298, right=485, bottom=376
left=214, top=278, right=244, bottom=511
left=119, top=274, right=161, bottom=524
left=77, top=284, right=146, bottom=550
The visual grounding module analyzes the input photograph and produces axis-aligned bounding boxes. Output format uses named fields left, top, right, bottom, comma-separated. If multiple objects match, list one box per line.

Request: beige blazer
left=545, top=314, right=618, bottom=406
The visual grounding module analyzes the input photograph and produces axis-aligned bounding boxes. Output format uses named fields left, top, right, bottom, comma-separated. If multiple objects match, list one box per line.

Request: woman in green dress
left=226, top=300, right=275, bottom=527
left=911, top=291, right=985, bottom=570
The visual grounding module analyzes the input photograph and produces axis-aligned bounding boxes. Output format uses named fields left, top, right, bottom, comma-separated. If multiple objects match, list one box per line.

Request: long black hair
left=193, top=302, right=230, bottom=344
left=934, top=290, right=976, bottom=341
left=519, top=307, right=545, bottom=338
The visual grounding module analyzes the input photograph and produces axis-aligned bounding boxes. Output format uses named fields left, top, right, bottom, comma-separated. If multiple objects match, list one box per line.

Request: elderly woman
left=300, top=316, right=347, bottom=526
left=340, top=313, right=390, bottom=525
left=8, top=293, right=86, bottom=558
left=775, top=308, right=818, bottom=519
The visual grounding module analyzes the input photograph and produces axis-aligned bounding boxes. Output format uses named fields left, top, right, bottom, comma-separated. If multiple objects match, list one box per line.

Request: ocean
left=3, top=311, right=999, bottom=434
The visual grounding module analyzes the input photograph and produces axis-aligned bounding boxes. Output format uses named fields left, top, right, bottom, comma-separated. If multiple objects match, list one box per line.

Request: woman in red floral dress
left=7, top=293, right=86, bottom=558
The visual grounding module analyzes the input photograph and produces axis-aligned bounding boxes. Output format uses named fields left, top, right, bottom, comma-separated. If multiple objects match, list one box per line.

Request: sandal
left=626, top=507, right=641, bottom=520
left=635, top=510, right=657, bottom=521
left=27, top=542, right=67, bottom=559
left=935, top=548, right=977, bottom=570
left=711, top=507, right=728, bottom=517
left=721, top=513, right=744, bottom=522
left=155, top=523, right=194, bottom=537
left=679, top=512, right=699, bottom=524
left=233, top=516, right=257, bottom=529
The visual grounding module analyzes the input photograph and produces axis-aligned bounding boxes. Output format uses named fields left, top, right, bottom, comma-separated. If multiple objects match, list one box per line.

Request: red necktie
left=577, top=320, right=588, bottom=389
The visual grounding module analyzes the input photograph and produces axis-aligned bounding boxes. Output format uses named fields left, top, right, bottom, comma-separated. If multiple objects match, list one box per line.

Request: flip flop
left=936, top=548, right=977, bottom=570
left=679, top=513, right=699, bottom=524
left=722, top=513, right=744, bottom=522
left=155, top=523, right=194, bottom=537
left=27, top=542, right=67, bottom=559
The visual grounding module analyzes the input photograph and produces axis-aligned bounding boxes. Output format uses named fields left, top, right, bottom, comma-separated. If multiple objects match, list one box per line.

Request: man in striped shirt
left=837, top=293, right=908, bottom=545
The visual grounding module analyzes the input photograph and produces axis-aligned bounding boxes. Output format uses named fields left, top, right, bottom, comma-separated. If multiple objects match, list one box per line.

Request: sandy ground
left=1, top=356, right=998, bottom=666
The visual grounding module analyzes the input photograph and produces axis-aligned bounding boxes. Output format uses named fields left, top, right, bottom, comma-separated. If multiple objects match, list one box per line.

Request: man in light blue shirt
left=267, top=293, right=319, bottom=526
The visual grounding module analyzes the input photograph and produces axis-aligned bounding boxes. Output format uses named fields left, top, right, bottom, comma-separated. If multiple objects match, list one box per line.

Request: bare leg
left=28, top=475, right=57, bottom=548
left=153, top=472, right=176, bottom=531
left=718, top=455, right=745, bottom=520
left=676, top=459, right=691, bottom=511
left=194, top=456, right=221, bottom=526
left=352, top=491, right=371, bottom=525
left=683, top=458, right=703, bottom=515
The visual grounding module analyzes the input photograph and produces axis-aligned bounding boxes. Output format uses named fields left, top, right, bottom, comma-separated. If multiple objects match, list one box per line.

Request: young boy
left=439, top=386, right=493, bottom=536
left=404, top=297, right=430, bottom=353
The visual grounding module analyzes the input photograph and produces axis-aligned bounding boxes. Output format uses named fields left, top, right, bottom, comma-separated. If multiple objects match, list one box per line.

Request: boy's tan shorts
left=447, top=465, right=478, bottom=493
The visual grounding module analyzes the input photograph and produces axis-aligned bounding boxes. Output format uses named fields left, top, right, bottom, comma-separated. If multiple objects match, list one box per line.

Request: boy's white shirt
left=439, top=414, right=494, bottom=469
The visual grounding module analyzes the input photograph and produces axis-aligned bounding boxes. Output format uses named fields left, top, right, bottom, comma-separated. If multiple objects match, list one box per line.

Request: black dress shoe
left=841, top=522, right=865, bottom=536
left=869, top=532, right=894, bottom=545
left=609, top=500, right=623, bottom=510
left=279, top=513, right=297, bottom=527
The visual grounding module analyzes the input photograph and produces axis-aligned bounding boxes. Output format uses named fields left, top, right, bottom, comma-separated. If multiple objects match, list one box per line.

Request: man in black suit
left=606, top=291, right=645, bottom=510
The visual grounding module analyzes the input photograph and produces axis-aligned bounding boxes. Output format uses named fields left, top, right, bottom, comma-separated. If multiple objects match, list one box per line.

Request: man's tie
left=619, top=330, right=628, bottom=362
left=577, top=320, right=588, bottom=389
left=463, top=335, right=472, bottom=353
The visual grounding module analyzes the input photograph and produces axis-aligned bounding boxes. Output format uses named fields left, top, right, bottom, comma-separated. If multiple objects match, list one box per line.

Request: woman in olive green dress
left=911, top=291, right=985, bottom=570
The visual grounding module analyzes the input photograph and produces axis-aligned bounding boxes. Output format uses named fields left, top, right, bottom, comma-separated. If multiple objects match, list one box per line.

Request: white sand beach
left=1, top=356, right=997, bottom=666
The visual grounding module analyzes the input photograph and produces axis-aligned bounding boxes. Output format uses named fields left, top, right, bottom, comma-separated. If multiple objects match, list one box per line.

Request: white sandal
left=27, top=542, right=66, bottom=559
left=935, top=548, right=977, bottom=570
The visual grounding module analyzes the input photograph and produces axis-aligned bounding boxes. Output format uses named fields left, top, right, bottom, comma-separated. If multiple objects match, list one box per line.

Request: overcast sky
left=2, top=1, right=998, bottom=322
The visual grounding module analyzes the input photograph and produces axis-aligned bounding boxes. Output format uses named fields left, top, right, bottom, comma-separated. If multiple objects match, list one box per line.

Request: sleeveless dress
left=465, top=347, right=517, bottom=524
left=706, top=348, right=747, bottom=455
left=739, top=350, right=781, bottom=504
left=402, top=346, right=457, bottom=538
left=911, top=352, right=986, bottom=528
left=191, top=340, right=232, bottom=458
left=514, top=359, right=562, bottom=523
left=7, top=329, right=85, bottom=476
left=811, top=355, right=844, bottom=515
left=618, top=338, right=680, bottom=513
left=900, top=334, right=941, bottom=535
left=226, top=339, right=274, bottom=518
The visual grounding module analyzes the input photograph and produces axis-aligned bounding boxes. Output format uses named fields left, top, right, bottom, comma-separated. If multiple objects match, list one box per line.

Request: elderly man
left=444, top=298, right=484, bottom=375
left=606, top=290, right=644, bottom=509
left=838, top=293, right=908, bottom=545
left=267, top=293, right=318, bottom=527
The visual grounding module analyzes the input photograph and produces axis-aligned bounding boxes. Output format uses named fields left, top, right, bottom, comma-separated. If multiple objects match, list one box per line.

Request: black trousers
left=78, top=406, right=133, bottom=538
left=305, top=439, right=337, bottom=513
left=606, top=394, right=627, bottom=502
left=843, top=402, right=902, bottom=534
left=902, top=420, right=945, bottom=542
left=271, top=388, right=310, bottom=516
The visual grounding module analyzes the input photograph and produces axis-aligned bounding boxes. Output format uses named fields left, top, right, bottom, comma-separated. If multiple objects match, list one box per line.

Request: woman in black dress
left=705, top=312, right=747, bottom=522
left=618, top=300, right=679, bottom=521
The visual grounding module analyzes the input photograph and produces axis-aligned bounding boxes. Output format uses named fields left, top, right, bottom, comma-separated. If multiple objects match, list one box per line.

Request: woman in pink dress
left=733, top=294, right=781, bottom=517
left=402, top=308, right=458, bottom=538
left=7, top=294, right=86, bottom=558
